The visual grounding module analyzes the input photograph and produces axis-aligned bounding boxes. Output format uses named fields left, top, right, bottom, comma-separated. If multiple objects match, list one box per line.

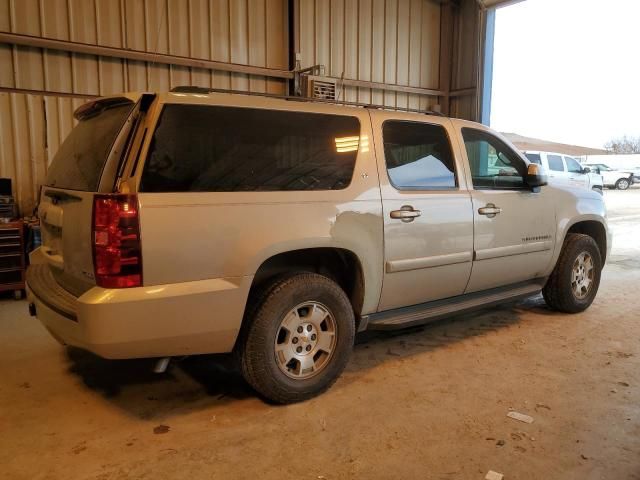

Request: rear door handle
left=390, top=205, right=421, bottom=223
left=478, top=203, right=502, bottom=218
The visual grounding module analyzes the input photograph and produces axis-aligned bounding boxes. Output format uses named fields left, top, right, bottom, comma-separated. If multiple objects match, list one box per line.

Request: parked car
left=629, top=167, right=640, bottom=184
left=524, top=151, right=604, bottom=194
left=583, top=163, right=634, bottom=190
left=27, top=90, right=611, bottom=403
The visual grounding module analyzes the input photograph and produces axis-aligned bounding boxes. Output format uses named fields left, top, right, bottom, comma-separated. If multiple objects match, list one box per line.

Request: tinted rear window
left=45, top=100, right=134, bottom=191
left=140, top=104, right=360, bottom=192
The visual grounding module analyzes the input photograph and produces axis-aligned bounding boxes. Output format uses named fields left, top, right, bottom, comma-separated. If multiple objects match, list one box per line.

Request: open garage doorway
left=487, top=0, right=640, bottom=269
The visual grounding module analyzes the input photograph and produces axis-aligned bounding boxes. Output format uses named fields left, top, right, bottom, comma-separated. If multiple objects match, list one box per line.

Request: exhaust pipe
left=153, top=357, right=170, bottom=373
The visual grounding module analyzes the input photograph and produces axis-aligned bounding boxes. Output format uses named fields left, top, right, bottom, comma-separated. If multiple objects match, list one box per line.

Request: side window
left=565, top=156, right=583, bottom=173
left=461, top=128, right=527, bottom=190
left=382, top=121, right=456, bottom=190
left=525, top=153, right=542, bottom=165
left=140, top=104, right=360, bottom=192
left=547, top=155, right=565, bottom=172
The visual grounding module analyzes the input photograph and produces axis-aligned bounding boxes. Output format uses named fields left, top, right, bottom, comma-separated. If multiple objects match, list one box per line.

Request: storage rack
left=0, top=221, right=25, bottom=299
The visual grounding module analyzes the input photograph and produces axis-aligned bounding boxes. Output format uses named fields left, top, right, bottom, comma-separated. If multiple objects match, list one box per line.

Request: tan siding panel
left=357, top=0, right=372, bottom=104
left=9, top=94, right=34, bottom=213
left=168, top=0, right=191, bottom=86
left=248, top=0, right=267, bottom=92
left=229, top=0, right=249, bottom=91
left=0, top=93, right=17, bottom=190
left=342, top=0, right=357, bottom=103
left=370, top=0, right=384, bottom=105
left=96, top=1, right=126, bottom=94
left=383, top=0, right=398, bottom=106
left=0, top=44, right=13, bottom=87
left=40, top=0, right=73, bottom=93
left=189, top=0, right=213, bottom=87
left=209, top=0, right=232, bottom=89
left=145, top=0, right=172, bottom=91
left=265, top=0, right=287, bottom=93
left=452, top=0, right=479, bottom=90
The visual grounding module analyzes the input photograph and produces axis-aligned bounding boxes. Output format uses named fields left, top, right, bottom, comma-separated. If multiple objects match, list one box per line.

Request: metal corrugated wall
left=449, top=0, right=481, bottom=120
left=0, top=0, right=483, bottom=215
left=297, top=0, right=441, bottom=110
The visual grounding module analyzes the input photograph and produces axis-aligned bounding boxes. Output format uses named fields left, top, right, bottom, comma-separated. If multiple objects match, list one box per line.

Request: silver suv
left=27, top=90, right=611, bottom=403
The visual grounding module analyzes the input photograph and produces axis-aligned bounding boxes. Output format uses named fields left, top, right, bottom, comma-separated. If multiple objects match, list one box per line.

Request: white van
left=524, top=151, right=603, bottom=194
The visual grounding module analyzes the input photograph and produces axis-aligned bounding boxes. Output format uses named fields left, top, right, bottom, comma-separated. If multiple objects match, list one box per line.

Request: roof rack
left=169, top=86, right=444, bottom=117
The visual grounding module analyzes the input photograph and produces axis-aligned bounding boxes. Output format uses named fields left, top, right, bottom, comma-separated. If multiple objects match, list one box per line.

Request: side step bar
left=365, top=279, right=545, bottom=331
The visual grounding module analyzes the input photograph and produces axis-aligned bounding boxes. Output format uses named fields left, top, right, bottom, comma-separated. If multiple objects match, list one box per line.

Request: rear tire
left=615, top=178, right=630, bottom=190
left=543, top=233, right=602, bottom=313
left=238, top=272, right=355, bottom=404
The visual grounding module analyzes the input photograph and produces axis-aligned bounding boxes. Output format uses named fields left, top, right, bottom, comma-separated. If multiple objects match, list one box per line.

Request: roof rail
left=169, top=86, right=444, bottom=117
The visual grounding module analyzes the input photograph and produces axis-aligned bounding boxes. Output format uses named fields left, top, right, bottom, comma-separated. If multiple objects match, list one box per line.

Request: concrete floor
left=1, top=188, right=639, bottom=480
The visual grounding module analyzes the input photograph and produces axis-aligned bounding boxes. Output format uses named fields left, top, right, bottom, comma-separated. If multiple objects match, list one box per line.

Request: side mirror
left=525, top=163, right=548, bottom=189
left=582, top=166, right=591, bottom=174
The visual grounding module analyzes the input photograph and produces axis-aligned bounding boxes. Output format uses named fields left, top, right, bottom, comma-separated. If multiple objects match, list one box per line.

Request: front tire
left=238, top=273, right=355, bottom=404
left=615, top=178, right=630, bottom=190
left=543, top=233, right=602, bottom=313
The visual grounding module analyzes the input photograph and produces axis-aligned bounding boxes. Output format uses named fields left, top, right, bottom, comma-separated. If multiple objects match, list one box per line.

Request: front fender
left=547, top=188, right=609, bottom=273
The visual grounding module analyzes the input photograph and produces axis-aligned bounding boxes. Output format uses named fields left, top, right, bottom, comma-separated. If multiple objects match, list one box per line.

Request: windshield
left=45, top=99, right=134, bottom=191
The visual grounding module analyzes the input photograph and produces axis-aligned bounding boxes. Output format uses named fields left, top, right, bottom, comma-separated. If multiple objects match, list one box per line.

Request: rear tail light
left=92, top=194, right=142, bottom=288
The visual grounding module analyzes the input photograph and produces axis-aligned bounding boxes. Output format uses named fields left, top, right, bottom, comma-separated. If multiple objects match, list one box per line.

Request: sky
left=490, top=0, right=640, bottom=149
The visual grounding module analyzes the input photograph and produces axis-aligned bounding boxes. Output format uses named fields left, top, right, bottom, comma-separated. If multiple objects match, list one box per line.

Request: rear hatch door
left=38, top=96, right=138, bottom=296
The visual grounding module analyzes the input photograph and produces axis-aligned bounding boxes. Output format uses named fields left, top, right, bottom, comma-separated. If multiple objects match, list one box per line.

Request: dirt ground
left=1, top=188, right=639, bottom=480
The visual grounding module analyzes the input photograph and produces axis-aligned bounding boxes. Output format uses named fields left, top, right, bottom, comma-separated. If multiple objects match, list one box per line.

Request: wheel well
left=567, top=221, right=607, bottom=262
left=250, top=248, right=365, bottom=319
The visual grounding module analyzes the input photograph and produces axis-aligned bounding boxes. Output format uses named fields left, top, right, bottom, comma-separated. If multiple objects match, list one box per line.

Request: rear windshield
left=45, top=99, right=134, bottom=191
left=140, top=104, right=360, bottom=192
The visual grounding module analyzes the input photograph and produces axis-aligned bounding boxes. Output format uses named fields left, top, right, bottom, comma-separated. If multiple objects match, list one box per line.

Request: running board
left=365, top=279, right=545, bottom=331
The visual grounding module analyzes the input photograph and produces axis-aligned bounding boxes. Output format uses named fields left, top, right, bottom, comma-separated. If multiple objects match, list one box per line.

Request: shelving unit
left=0, top=221, right=25, bottom=299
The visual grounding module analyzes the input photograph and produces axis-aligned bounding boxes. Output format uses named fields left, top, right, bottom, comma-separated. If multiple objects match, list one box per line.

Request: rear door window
left=547, top=155, right=565, bottom=172
left=382, top=120, right=457, bottom=190
left=140, top=104, right=360, bottom=192
left=45, top=98, right=134, bottom=191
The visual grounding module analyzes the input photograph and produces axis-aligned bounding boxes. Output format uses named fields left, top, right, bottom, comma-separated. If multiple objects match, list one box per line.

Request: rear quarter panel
left=135, top=94, right=384, bottom=316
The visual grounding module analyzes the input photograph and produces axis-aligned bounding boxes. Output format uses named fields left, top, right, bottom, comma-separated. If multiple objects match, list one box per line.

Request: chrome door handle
left=478, top=203, right=502, bottom=218
left=390, top=205, right=421, bottom=223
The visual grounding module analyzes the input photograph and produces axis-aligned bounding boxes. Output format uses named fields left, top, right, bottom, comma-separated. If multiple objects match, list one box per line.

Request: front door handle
left=390, top=205, right=421, bottom=223
left=478, top=203, right=502, bottom=218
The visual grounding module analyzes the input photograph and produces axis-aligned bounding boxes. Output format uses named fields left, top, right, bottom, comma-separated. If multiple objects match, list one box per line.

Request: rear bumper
left=27, top=264, right=252, bottom=359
